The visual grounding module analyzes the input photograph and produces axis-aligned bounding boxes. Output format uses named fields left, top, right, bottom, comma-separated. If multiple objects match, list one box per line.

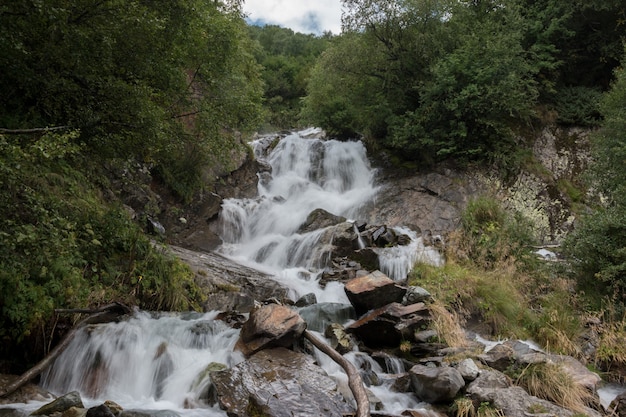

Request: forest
left=1, top=0, right=626, bottom=373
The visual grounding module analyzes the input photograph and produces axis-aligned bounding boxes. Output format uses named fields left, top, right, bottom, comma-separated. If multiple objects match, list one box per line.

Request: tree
left=564, top=52, right=626, bottom=301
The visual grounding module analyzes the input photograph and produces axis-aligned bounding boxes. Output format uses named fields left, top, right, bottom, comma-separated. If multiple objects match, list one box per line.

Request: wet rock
left=62, top=406, right=87, bottom=417
left=298, top=302, right=356, bottom=333
left=146, top=217, right=165, bottom=237
left=119, top=410, right=180, bottom=417
left=609, top=391, right=626, bottom=417
left=324, top=323, right=355, bottom=354
left=294, top=292, right=317, bottom=307
left=0, top=374, right=54, bottom=405
left=408, top=364, right=465, bottom=403
left=237, top=304, right=306, bottom=356
left=31, top=391, right=84, bottom=416
left=188, top=362, right=228, bottom=406
left=344, top=270, right=407, bottom=315
left=86, top=404, right=116, bottom=417
left=167, top=245, right=289, bottom=313
left=210, top=348, right=353, bottom=417
left=298, top=208, right=346, bottom=233
left=346, top=302, right=430, bottom=348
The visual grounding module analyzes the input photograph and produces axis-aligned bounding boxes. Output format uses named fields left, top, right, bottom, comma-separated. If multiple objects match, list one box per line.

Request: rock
left=344, top=270, right=407, bottom=315
left=167, top=245, right=289, bottom=313
left=294, top=292, right=317, bottom=307
left=408, top=364, right=465, bottom=403
left=346, top=302, right=430, bottom=348
left=31, top=391, right=84, bottom=416
left=609, top=391, right=626, bottom=417
left=456, top=358, right=480, bottom=382
left=478, top=343, right=516, bottom=372
left=298, top=302, right=356, bottom=332
left=146, top=217, right=165, bottom=236
left=298, top=208, right=346, bottom=233
left=466, top=369, right=580, bottom=417
left=210, top=348, right=353, bottom=417
left=119, top=410, right=180, bottom=417
left=0, top=374, right=54, bottom=405
left=237, top=304, right=306, bottom=356
left=324, top=323, right=355, bottom=354
left=86, top=405, right=116, bottom=417
left=402, top=286, right=432, bottom=305
left=62, top=406, right=88, bottom=417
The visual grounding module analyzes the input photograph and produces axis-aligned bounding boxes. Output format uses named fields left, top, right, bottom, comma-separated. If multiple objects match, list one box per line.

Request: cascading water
left=28, top=128, right=443, bottom=416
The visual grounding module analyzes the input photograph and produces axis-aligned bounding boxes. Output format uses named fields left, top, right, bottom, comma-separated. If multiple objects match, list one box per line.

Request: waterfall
left=35, top=129, right=440, bottom=416
left=41, top=311, right=242, bottom=416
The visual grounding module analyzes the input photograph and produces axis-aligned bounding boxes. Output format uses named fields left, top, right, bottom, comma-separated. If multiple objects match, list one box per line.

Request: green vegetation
left=0, top=0, right=260, bottom=371
left=248, top=25, right=331, bottom=129
left=301, top=0, right=625, bottom=165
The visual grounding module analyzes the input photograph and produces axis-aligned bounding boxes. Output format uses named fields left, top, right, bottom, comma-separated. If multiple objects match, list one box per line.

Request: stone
left=346, top=302, right=430, bottom=348
left=86, top=405, right=116, bottom=417
left=408, top=364, right=465, bottom=403
left=31, top=391, right=84, bottom=416
left=294, top=292, right=317, bottom=307
left=402, top=286, right=432, bottom=305
left=456, top=358, right=480, bottom=382
left=344, top=270, right=407, bottom=315
left=62, top=407, right=88, bottom=417
left=298, top=302, right=356, bottom=333
left=210, top=348, right=353, bottom=417
left=237, top=304, right=306, bottom=356
left=298, top=208, right=346, bottom=233
left=324, top=323, right=355, bottom=354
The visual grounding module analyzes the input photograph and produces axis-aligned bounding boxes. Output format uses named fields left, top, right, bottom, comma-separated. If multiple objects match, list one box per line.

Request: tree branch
left=0, top=126, right=70, bottom=134
left=303, top=330, right=370, bottom=417
left=0, top=303, right=131, bottom=398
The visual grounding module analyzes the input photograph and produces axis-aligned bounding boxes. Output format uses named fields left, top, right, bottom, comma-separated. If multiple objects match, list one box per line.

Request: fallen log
left=0, top=302, right=131, bottom=398
left=303, top=330, right=371, bottom=417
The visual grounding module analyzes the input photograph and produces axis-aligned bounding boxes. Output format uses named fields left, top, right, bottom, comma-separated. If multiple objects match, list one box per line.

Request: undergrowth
left=0, top=132, right=205, bottom=372
left=409, top=196, right=585, bottom=355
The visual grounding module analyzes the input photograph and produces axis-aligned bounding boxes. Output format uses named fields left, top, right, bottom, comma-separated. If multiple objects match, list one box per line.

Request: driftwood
left=304, top=330, right=371, bottom=417
left=0, top=303, right=131, bottom=398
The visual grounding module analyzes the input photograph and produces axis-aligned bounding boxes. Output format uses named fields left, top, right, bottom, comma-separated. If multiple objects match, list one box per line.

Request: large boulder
left=466, top=369, right=579, bottom=417
left=31, top=391, right=84, bottom=416
left=298, top=208, right=346, bottom=233
left=344, top=270, right=407, bottom=315
left=237, top=304, right=306, bottom=357
left=408, top=364, right=465, bottom=404
left=210, top=348, right=353, bottom=417
left=346, top=302, right=430, bottom=348
left=167, top=245, right=290, bottom=313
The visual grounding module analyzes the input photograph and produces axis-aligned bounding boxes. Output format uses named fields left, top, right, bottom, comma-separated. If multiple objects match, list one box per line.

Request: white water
left=28, top=129, right=442, bottom=416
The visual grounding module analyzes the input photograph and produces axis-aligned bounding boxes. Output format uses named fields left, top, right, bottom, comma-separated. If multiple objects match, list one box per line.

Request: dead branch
left=303, top=330, right=371, bottom=417
left=0, top=303, right=131, bottom=398
left=0, top=126, right=69, bottom=134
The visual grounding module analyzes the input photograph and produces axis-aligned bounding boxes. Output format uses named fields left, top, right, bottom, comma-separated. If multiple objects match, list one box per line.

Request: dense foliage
left=301, top=0, right=625, bottom=164
left=247, top=25, right=331, bottom=129
left=565, top=57, right=626, bottom=303
left=0, top=0, right=262, bottom=370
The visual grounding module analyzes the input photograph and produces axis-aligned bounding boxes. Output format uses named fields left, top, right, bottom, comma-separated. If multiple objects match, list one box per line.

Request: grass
left=515, top=362, right=597, bottom=414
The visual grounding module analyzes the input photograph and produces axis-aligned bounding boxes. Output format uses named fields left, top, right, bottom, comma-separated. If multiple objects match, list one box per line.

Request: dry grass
left=452, top=397, right=475, bottom=417
left=429, top=299, right=469, bottom=348
left=515, top=362, right=596, bottom=414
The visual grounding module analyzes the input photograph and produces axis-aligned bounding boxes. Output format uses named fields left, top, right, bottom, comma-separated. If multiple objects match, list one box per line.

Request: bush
left=460, top=197, right=536, bottom=269
left=554, top=86, right=603, bottom=127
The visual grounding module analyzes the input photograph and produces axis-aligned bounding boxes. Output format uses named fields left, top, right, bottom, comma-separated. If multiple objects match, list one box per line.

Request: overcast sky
left=243, top=0, right=343, bottom=35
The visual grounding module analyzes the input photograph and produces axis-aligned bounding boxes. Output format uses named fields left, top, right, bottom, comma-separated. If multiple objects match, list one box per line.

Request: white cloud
left=243, top=0, right=343, bottom=35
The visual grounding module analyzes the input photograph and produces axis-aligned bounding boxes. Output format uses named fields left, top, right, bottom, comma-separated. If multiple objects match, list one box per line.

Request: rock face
left=167, top=245, right=290, bottom=313
left=210, top=348, right=353, bottom=417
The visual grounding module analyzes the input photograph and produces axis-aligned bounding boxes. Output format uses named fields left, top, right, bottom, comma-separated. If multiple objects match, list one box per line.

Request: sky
left=243, top=0, right=343, bottom=35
